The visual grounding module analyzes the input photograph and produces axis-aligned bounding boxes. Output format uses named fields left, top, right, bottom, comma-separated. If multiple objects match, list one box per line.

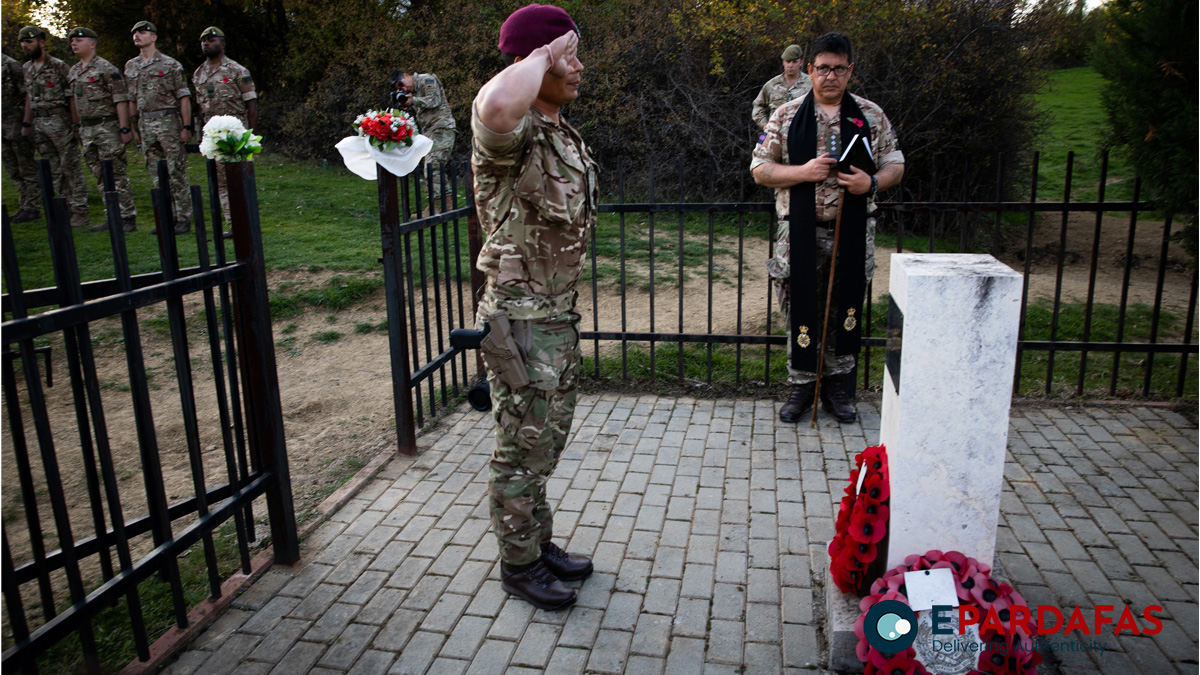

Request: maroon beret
left=498, top=4, right=578, bottom=58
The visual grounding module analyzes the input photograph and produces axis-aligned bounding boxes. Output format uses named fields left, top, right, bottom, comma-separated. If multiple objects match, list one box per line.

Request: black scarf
left=786, top=92, right=869, bottom=373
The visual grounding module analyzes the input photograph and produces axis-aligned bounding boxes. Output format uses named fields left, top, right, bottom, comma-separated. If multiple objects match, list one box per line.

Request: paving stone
left=317, top=623, right=379, bottom=670
left=782, top=623, right=820, bottom=669
left=664, top=636, right=706, bottom=675
left=389, top=631, right=446, bottom=674
left=249, top=618, right=311, bottom=663
left=558, top=607, right=604, bottom=647
left=304, top=602, right=361, bottom=644
left=544, top=645, right=590, bottom=675
left=266, top=640, right=325, bottom=675
left=587, top=629, right=634, bottom=674
left=511, top=621, right=559, bottom=667
left=346, top=649, right=395, bottom=675
left=462, top=638, right=515, bottom=675
left=439, top=615, right=493, bottom=659
left=672, top=598, right=710, bottom=638
left=486, top=598, right=535, bottom=640
left=374, top=608, right=424, bottom=650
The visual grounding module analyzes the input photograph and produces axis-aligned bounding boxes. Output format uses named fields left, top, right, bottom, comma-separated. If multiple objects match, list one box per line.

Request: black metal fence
left=378, top=150, right=1197, bottom=445
left=1, top=159, right=298, bottom=672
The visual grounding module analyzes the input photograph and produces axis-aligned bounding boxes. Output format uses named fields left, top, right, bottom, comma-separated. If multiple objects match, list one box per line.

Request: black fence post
left=225, top=160, right=300, bottom=564
left=378, top=165, right=418, bottom=455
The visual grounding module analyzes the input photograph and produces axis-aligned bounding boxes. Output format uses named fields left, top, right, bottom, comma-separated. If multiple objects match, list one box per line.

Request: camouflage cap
left=200, top=26, right=225, bottom=39
left=18, top=26, right=45, bottom=40
left=68, top=27, right=99, bottom=39
left=781, top=44, right=802, bottom=61
left=131, top=20, right=157, bottom=34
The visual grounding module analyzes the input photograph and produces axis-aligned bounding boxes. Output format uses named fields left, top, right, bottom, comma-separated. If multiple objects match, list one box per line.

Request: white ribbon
left=335, top=133, right=434, bottom=180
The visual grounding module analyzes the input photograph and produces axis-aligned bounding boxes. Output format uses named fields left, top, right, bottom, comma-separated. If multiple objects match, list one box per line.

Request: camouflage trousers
left=139, top=114, right=191, bottom=224
left=774, top=218, right=876, bottom=385
left=32, top=114, right=88, bottom=213
left=421, top=128, right=455, bottom=204
left=81, top=121, right=136, bottom=219
left=486, top=311, right=581, bottom=565
left=2, top=123, right=40, bottom=212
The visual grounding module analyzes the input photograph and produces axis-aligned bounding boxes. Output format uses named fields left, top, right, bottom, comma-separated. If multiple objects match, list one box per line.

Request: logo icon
left=863, top=599, right=918, bottom=653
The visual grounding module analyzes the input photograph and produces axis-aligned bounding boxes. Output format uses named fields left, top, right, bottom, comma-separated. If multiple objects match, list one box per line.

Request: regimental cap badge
left=68, top=27, right=98, bottom=39
left=18, top=26, right=46, bottom=40
left=200, top=26, right=225, bottom=40
left=131, top=20, right=157, bottom=34
left=844, top=308, right=857, bottom=331
left=797, top=325, right=811, bottom=349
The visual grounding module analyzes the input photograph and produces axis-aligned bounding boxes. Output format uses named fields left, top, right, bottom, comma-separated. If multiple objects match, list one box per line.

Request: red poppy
left=222, top=76, right=229, bottom=83
left=850, top=117, right=865, bottom=127
left=157, top=70, right=164, bottom=76
left=46, top=80, right=53, bottom=86
left=861, top=471, right=889, bottom=502
left=89, top=76, right=95, bottom=82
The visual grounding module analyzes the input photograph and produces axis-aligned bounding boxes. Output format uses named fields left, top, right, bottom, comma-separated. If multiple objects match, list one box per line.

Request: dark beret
left=131, top=20, right=157, bottom=34
left=498, top=4, right=577, bottom=58
left=18, top=26, right=45, bottom=40
left=68, top=27, right=99, bottom=39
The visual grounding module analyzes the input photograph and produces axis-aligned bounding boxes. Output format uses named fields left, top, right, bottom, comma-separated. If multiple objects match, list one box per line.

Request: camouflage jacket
left=750, top=92, right=904, bottom=276
left=2, top=54, right=26, bottom=126
left=752, top=73, right=812, bottom=130
left=410, top=72, right=456, bottom=135
left=68, top=55, right=129, bottom=120
left=471, top=103, right=598, bottom=320
left=24, top=55, right=72, bottom=114
left=124, top=50, right=190, bottom=113
left=193, top=55, right=256, bottom=123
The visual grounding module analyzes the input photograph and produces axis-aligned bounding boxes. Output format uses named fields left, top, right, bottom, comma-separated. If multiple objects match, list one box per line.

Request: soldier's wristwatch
left=21, top=121, right=31, bottom=127
left=120, top=127, right=131, bottom=133
left=183, top=124, right=194, bottom=131
left=869, top=175, right=878, bottom=201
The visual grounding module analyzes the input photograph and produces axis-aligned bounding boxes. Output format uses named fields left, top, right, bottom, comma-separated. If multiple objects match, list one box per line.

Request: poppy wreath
left=854, top=550, right=1044, bottom=675
left=829, top=444, right=890, bottom=596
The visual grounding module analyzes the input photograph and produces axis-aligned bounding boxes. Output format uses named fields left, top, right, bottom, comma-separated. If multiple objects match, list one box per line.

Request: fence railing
left=1, top=159, right=297, bottom=673
left=378, top=150, right=1197, bottom=450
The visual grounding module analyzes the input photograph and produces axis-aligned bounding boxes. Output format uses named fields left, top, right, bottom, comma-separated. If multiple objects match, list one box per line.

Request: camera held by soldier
left=389, top=70, right=410, bottom=108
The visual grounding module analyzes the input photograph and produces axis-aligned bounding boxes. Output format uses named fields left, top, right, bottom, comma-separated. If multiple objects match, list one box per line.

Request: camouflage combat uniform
left=126, top=50, right=191, bottom=225
left=751, top=73, right=812, bottom=130
left=2, top=54, right=40, bottom=215
left=472, top=102, right=597, bottom=566
left=410, top=73, right=456, bottom=201
left=24, top=54, right=89, bottom=217
left=750, top=92, right=904, bottom=384
left=193, top=55, right=256, bottom=224
left=68, top=55, right=136, bottom=220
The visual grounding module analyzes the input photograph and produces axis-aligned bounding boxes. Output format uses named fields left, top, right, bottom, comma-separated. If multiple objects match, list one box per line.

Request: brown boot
left=500, top=560, right=576, bottom=611
left=540, top=542, right=593, bottom=582
left=820, top=378, right=857, bottom=424
left=779, top=383, right=815, bottom=423
left=70, top=211, right=90, bottom=229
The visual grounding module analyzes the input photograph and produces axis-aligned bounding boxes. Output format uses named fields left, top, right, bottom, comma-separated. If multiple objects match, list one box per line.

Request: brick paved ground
left=162, top=396, right=1198, bottom=675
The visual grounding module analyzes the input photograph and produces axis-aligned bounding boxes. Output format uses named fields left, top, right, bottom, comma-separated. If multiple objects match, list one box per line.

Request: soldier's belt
left=81, top=115, right=119, bottom=128
left=140, top=108, right=179, bottom=120
left=32, top=107, right=69, bottom=118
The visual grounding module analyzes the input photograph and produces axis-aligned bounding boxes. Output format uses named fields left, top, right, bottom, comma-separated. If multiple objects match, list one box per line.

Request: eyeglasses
left=812, top=64, right=851, bottom=78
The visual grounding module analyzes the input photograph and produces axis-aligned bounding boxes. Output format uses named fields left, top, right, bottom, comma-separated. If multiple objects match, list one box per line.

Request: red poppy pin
left=46, top=80, right=53, bottom=87
left=89, top=76, right=95, bottom=82
left=849, top=117, right=864, bottom=127
left=157, top=70, right=164, bottom=76
left=222, top=77, right=229, bottom=83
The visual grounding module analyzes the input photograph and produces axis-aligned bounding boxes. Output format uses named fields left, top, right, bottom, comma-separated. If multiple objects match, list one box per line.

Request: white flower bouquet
left=199, top=115, right=263, bottom=163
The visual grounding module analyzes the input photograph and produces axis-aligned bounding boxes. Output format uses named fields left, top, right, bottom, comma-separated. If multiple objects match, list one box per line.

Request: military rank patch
left=241, top=75, right=253, bottom=84
left=843, top=308, right=857, bottom=331
left=797, top=325, right=811, bottom=348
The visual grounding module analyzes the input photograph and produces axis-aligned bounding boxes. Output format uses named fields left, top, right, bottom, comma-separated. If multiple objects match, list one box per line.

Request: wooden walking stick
left=811, top=189, right=846, bottom=427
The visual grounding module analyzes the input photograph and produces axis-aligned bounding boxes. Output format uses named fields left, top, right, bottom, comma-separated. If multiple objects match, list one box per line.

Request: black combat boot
left=820, top=377, right=857, bottom=424
left=541, top=541, right=593, bottom=582
left=500, top=559, right=577, bottom=611
left=174, top=218, right=190, bottom=234
left=779, top=382, right=816, bottom=423
left=10, top=208, right=39, bottom=223
left=122, top=217, right=137, bottom=233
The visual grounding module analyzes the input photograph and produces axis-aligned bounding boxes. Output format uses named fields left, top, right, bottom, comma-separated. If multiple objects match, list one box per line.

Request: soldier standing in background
left=67, top=26, right=138, bottom=232
left=193, top=26, right=257, bottom=237
left=752, top=44, right=812, bottom=131
left=3, top=51, right=41, bottom=222
left=19, top=26, right=90, bottom=229
left=396, top=70, right=456, bottom=208
left=473, top=4, right=596, bottom=611
left=125, top=20, right=193, bottom=234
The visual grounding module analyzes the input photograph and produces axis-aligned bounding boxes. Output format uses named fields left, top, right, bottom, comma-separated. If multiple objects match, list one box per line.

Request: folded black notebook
left=837, top=132, right=877, bottom=175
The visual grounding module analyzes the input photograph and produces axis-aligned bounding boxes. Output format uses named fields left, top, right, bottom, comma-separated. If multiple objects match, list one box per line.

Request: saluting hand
left=545, top=30, right=578, bottom=77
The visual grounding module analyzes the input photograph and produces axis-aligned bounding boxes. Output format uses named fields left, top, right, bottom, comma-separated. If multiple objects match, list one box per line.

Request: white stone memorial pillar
left=879, top=254, right=1022, bottom=569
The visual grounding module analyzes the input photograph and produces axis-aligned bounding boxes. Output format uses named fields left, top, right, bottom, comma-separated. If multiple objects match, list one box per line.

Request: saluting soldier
left=2, top=52, right=41, bottom=222
left=396, top=70, right=456, bottom=206
left=19, top=25, right=90, bottom=229
left=67, top=26, right=138, bottom=232
left=473, top=3, right=597, bottom=611
left=125, top=20, right=193, bottom=234
left=752, top=44, right=812, bottom=131
left=193, top=26, right=257, bottom=237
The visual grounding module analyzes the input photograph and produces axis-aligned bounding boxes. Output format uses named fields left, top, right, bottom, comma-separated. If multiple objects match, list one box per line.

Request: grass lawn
left=1035, top=66, right=1137, bottom=203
